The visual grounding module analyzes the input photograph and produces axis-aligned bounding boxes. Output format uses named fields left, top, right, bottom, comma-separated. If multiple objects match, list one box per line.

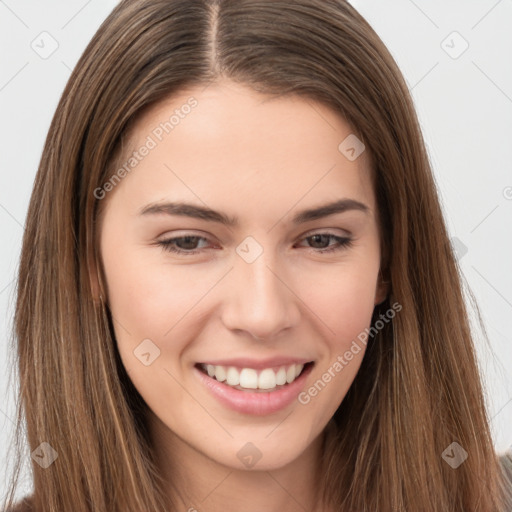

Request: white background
left=1, top=0, right=511, bottom=502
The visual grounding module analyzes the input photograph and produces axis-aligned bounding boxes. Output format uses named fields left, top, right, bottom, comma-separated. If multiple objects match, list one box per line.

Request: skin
left=95, top=80, right=387, bottom=512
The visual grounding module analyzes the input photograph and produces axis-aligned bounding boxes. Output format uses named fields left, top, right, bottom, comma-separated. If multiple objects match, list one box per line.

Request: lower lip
left=194, top=363, right=314, bottom=416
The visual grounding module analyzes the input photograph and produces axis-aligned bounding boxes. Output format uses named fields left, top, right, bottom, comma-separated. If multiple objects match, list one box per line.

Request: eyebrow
left=138, top=198, right=369, bottom=226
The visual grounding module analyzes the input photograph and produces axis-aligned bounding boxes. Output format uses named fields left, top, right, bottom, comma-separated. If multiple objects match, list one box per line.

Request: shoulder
left=499, top=452, right=512, bottom=480
left=499, top=452, right=512, bottom=508
left=4, top=496, right=33, bottom=512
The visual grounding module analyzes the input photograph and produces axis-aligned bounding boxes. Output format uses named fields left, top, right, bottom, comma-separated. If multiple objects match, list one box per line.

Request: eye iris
left=309, top=234, right=331, bottom=249
left=178, top=236, right=200, bottom=250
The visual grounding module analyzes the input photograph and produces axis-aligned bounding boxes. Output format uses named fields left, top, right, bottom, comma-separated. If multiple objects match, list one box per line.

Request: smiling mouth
left=195, top=361, right=314, bottom=392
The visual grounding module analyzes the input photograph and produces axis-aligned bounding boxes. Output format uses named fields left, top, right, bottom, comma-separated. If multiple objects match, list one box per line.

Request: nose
left=221, top=250, right=300, bottom=340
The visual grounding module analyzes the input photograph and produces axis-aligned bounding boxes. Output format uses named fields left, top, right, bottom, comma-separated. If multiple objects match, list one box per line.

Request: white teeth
left=239, top=368, right=258, bottom=389
left=226, top=367, right=240, bottom=386
left=258, top=368, right=276, bottom=389
left=214, top=366, right=226, bottom=382
left=286, top=365, right=296, bottom=384
left=276, top=367, right=287, bottom=385
left=201, top=362, right=307, bottom=390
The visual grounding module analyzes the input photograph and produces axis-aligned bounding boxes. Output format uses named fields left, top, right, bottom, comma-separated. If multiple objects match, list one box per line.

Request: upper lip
left=197, top=357, right=314, bottom=370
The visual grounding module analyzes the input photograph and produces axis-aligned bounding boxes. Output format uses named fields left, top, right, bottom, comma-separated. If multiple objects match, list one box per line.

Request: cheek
left=296, top=257, right=380, bottom=348
left=105, top=257, right=197, bottom=334
left=100, top=211, right=203, bottom=335
left=101, top=237, right=227, bottom=387
left=101, top=250, right=200, bottom=411
left=293, top=262, right=379, bottom=422
left=334, top=275, right=377, bottom=344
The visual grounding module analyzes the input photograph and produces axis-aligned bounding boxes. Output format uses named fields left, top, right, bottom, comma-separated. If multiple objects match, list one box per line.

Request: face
left=96, top=80, right=386, bottom=472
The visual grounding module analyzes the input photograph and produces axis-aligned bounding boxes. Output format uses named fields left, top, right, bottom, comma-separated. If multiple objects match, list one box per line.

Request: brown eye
left=297, top=233, right=353, bottom=253
left=158, top=235, right=210, bottom=254
left=157, top=232, right=353, bottom=256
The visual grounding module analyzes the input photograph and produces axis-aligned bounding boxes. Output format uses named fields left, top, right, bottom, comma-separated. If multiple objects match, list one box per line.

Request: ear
left=374, top=269, right=389, bottom=306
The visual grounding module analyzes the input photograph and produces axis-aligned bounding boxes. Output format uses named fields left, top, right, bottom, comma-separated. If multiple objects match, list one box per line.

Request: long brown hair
left=3, top=0, right=511, bottom=510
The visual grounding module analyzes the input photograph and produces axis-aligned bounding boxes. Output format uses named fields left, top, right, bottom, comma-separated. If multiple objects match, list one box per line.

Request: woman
left=4, top=0, right=512, bottom=510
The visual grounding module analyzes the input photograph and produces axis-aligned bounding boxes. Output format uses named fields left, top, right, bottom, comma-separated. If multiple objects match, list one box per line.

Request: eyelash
left=157, top=233, right=353, bottom=255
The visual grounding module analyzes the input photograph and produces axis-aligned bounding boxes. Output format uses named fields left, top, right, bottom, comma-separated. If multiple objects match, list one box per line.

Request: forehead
left=104, top=80, right=375, bottom=223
